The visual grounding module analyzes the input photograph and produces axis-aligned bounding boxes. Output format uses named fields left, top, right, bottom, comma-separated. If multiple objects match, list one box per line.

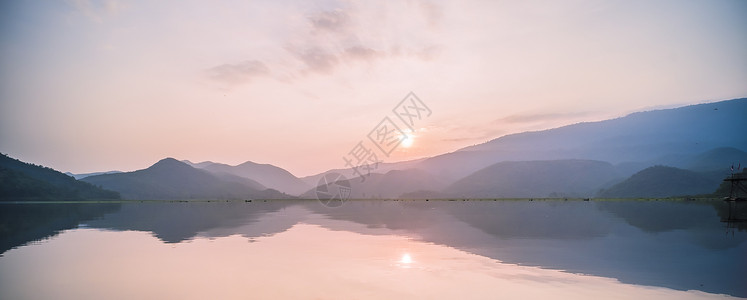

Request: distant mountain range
left=299, top=168, right=446, bottom=199
left=299, top=98, right=746, bottom=199
left=183, top=160, right=310, bottom=196
left=411, top=98, right=747, bottom=183
left=82, top=158, right=291, bottom=200
left=3, top=98, right=745, bottom=200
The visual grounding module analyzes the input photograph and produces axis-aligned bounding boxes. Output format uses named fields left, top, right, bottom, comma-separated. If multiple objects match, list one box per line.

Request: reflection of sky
left=0, top=224, right=734, bottom=300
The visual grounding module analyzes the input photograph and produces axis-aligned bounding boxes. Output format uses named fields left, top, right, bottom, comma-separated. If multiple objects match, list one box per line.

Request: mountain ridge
left=83, top=158, right=289, bottom=200
left=0, top=153, right=120, bottom=201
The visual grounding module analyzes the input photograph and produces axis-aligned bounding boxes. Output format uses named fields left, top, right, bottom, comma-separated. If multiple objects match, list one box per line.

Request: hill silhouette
left=83, top=158, right=290, bottom=200
left=447, top=160, right=619, bottom=198
left=0, top=153, right=120, bottom=201
left=300, top=168, right=446, bottom=199
left=412, top=98, right=747, bottom=183
left=598, top=166, right=721, bottom=198
left=188, top=160, right=310, bottom=196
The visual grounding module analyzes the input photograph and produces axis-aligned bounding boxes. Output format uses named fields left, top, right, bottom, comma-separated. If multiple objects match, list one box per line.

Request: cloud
left=207, top=2, right=444, bottom=84
left=343, top=46, right=384, bottom=61
left=206, top=60, right=270, bottom=85
left=308, top=10, right=350, bottom=33
left=289, top=47, right=340, bottom=74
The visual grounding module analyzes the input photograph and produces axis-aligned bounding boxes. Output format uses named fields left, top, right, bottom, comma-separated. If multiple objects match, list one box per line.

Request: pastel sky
left=1, top=0, right=746, bottom=177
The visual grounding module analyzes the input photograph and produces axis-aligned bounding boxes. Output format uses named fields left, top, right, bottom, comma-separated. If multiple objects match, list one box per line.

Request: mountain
left=83, top=158, right=290, bottom=200
left=65, top=170, right=123, bottom=180
left=446, top=159, right=620, bottom=198
left=685, top=147, right=747, bottom=172
left=300, top=168, right=447, bottom=199
left=182, top=160, right=216, bottom=169
left=598, top=166, right=721, bottom=198
left=612, top=147, right=747, bottom=177
left=414, top=98, right=747, bottom=183
left=299, top=158, right=428, bottom=187
left=0, top=153, right=120, bottom=201
left=292, top=98, right=745, bottom=199
left=187, top=160, right=310, bottom=196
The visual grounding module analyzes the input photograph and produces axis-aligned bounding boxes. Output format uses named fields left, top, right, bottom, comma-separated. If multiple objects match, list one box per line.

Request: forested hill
left=0, top=154, right=120, bottom=201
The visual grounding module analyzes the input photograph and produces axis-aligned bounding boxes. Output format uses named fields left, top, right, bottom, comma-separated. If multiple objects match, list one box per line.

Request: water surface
left=0, top=200, right=745, bottom=299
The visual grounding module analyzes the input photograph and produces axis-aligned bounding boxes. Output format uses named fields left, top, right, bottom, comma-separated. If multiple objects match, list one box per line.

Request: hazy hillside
left=685, top=147, right=747, bottom=172
left=0, top=154, right=120, bottom=201
left=613, top=147, right=747, bottom=176
left=83, top=158, right=290, bottom=200
left=598, top=166, right=721, bottom=198
left=172, top=99, right=747, bottom=199
left=299, top=158, right=427, bottom=187
left=65, top=171, right=123, bottom=180
left=300, top=168, right=446, bottom=199
left=413, top=98, right=747, bottom=182
left=446, top=160, right=620, bottom=198
left=188, top=161, right=310, bottom=196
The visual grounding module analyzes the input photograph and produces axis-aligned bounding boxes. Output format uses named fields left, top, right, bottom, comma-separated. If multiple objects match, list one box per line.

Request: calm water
left=0, top=199, right=745, bottom=299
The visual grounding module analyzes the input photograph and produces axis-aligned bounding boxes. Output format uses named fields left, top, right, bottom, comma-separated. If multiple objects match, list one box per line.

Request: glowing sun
left=400, top=253, right=413, bottom=264
left=400, top=131, right=415, bottom=148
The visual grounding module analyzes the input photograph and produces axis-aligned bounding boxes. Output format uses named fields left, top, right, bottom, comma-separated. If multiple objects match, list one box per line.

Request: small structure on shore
left=724, top=171, right=747, bottom=202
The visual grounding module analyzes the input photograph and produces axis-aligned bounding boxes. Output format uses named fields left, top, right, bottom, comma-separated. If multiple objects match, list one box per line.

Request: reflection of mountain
left=86, top=201, right=303, bottom=243
left=305, top=200, right=746, bottom=297
left=83, top=158, right=291, bottom=200
left=6, top=200, right=744, bottom=296
left=0, top=203, right=121, bottom=254
left=598, top=200, right=747, bottom=233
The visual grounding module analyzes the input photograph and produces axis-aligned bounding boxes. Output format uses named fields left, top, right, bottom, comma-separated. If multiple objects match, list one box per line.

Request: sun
left=400, top=253, right=413, bottom=264
left=400, top=131, right=415, bottom=148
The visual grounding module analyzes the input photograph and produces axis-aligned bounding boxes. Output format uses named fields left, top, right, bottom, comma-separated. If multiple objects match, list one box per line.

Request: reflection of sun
left=400, top=131, right=415, bottom=148
left=400, top=253, right=413, bottom=264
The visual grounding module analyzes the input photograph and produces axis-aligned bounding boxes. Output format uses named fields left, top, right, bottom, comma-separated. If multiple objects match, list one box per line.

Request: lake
left=0, top=199, right=745, bottom=299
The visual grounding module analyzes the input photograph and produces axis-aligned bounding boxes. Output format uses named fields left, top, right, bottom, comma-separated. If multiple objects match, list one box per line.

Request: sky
left=1, top=0, right=746, bottom=177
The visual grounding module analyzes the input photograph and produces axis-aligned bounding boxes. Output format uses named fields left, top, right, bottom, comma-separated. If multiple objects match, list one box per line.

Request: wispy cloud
left=206, top=60, right=270, bottom=85
left=206, top=1, right=444, bottom=86
left=343, top=46, right=384, bottom=61
left=308, top=9, right=350, bottom=33
left=288, top=47, right=339, bottom=74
